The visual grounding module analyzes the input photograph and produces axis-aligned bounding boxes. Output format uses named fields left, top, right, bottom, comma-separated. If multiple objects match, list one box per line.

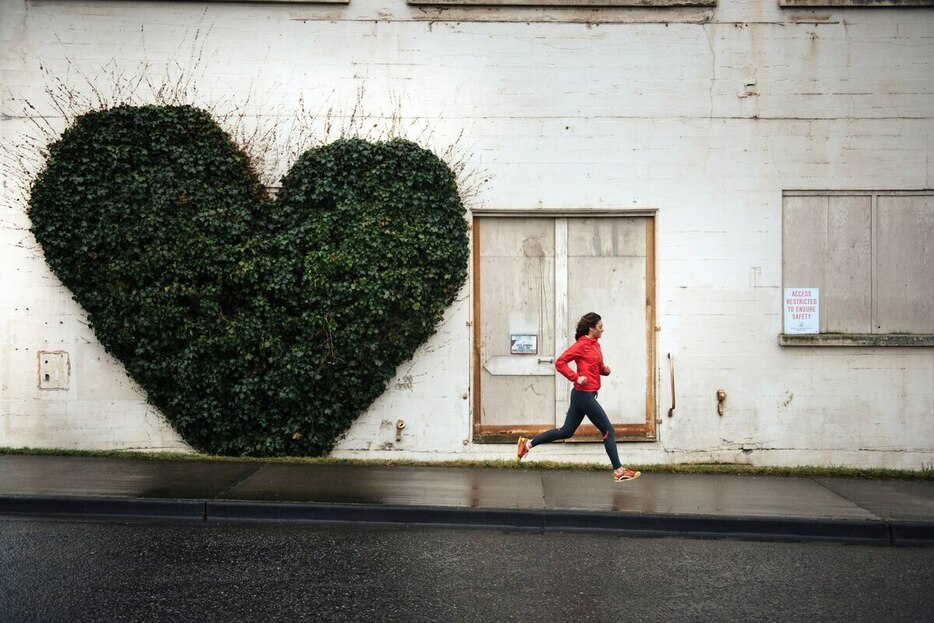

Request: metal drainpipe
left=667, top=353, right=676, bottom=418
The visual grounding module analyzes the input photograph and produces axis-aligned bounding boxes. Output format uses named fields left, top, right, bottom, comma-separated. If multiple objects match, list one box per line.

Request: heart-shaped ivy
left=28, top=104, right=468, bottom=456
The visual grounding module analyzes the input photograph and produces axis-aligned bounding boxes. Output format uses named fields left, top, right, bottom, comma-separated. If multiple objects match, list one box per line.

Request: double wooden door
left=473, top=215, right=656, bottom=442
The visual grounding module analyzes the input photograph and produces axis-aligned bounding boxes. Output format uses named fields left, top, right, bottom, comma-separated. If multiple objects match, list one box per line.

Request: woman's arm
left=555, top=341, right=583, bottom=383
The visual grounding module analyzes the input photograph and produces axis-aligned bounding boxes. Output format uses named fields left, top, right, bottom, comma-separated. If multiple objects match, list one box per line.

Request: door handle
left=538, top=357, right=554, bottom=363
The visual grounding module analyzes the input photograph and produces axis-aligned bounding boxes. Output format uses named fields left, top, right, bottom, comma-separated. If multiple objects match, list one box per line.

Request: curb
left=889, top=522, right=934, bottom=546
left=545, top=510, right=892, bottom=544
left=2, top=495, right=932, bottom=546
left=207, top=500, right=545, bottom=532
left=0, top=495, right=205, bottom=521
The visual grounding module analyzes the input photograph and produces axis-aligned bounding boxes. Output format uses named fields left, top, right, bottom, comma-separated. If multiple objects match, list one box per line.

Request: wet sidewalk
left=1, top=454, right=932, bottom=545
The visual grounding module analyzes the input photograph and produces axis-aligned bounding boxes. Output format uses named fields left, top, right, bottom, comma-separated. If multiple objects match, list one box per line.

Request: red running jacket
left=555, top=336, right=610, bottom=393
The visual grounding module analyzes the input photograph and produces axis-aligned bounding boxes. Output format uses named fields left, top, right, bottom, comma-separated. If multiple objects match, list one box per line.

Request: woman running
left=516, top=312, right=641, bottom=482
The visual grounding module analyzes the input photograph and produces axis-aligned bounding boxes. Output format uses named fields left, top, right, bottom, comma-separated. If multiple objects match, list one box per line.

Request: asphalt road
left=1, top=518, right=932, bottom=623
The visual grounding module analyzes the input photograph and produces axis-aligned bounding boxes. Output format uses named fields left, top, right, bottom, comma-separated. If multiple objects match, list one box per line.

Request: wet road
left=1, top=518, right=932, bottom=623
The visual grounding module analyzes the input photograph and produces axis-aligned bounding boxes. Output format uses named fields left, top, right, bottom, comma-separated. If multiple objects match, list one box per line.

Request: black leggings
left=530, top=389, right=622, bottom=469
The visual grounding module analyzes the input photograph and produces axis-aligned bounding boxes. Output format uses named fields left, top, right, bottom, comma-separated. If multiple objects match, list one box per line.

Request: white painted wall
left=1, top=0, right=932, bottom=468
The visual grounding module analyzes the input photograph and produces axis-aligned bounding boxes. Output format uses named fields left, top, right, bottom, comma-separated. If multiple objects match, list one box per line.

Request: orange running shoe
left=613, top=467, right=641, bottom=482
left=516, top=437, right=530, bottom=462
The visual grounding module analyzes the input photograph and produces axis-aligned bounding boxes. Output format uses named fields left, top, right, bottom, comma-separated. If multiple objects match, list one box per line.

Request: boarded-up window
left=782, top=192, right=934, bottom=336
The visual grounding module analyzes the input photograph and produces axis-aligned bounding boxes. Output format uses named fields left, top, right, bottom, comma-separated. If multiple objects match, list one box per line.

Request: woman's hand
left=602, top=365, right=611, bottom=376
left=576, top=375, right=588, bottom=385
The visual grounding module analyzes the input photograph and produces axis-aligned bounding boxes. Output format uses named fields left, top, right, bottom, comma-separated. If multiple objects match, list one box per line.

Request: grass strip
left=2, top=446, right=930, bottom=480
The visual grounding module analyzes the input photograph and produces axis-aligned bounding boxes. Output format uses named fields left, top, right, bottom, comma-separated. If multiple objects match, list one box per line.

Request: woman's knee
left=556, top=426, right=576, bottom=439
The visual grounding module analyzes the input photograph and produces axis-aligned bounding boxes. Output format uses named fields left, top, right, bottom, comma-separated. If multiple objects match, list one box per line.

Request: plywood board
left=875, top=195, right=934, bottom=334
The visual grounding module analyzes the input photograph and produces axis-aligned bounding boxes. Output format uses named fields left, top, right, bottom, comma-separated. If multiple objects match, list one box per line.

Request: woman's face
left=589, top=320, right=604, bottom=339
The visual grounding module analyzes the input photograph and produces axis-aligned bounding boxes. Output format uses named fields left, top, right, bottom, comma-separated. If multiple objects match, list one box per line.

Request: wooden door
left=473, top=214, right=656, bottom=442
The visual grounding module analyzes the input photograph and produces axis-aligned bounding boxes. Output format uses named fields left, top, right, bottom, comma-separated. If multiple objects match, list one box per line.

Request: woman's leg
left=578, top=392, right=622, bottom=470
left=530, top=390, right=586, bottom=447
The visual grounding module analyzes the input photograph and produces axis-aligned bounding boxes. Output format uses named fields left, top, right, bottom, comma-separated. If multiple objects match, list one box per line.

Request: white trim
left=471, top=208, right=658, bottom=218
left=554, top=218, right=569, bottom=427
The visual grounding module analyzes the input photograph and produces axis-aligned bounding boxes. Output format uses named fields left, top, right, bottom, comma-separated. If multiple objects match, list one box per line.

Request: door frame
left=471, top=209, right=658, bottom=443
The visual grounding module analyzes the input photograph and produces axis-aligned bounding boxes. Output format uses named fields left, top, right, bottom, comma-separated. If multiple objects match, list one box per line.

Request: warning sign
left=784, top=288, right=819, bottom=334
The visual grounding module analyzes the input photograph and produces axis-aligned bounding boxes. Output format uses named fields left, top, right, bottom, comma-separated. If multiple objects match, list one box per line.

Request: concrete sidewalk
left=1, top=454, right=932, bottom=545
